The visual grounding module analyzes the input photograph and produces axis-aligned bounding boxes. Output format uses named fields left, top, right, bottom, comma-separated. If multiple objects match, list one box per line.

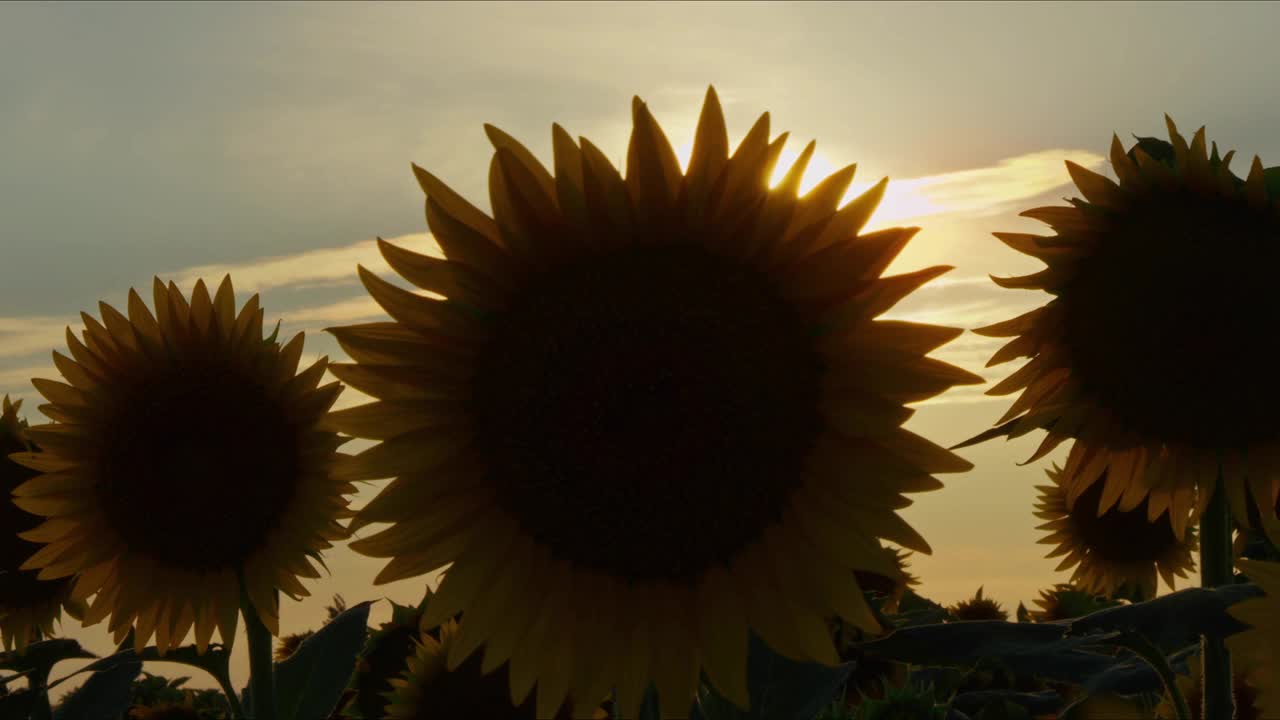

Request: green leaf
left=1074, top=645, right=1197, bottom=698
left=48, top=641, right=233, bottom=693
left=0, top=640, right=96, bottom=677
left=852, top=620, right=1118, bottom=685
left=51, top=658, right=141, bottom=720
left=1066, top=584, right=1261, bottom=653
left=274, top=599, right=373, bottom=720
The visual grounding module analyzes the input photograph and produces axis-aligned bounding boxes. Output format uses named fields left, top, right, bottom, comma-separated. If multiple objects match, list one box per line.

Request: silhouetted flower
left=1034, top=464, right=1196, bottom=599
left=0, top=396, right=83, bottom=651
left=328, top=86, right=978, bottom=719
left=958, top=118, right=1280, bottom=544
left=12, top=277, right=353, bottom=653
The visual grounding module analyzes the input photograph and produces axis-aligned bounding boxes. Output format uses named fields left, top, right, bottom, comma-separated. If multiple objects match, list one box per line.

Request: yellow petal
left=418, top=512, right=520, bottom=629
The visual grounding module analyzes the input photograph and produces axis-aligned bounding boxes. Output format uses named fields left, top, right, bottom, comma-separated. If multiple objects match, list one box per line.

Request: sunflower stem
left=217, top=672, right=247, bottom=719
left=1113, top=631, right=1191, bottom=720
left=240, top=576, right=276, bottom=720
left=1200, top=463, right=1235, bottom=720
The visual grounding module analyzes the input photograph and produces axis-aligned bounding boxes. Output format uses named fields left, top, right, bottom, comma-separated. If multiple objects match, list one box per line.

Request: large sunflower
left=328, top=87, right=979, bottom=719
left=0, top=396, right=83, bottom=651
left=960, top=118, right=1280, bottom=540
left=9, top=277, right=353, bottom=653
left=1227, top=559, right=1280, bottom=719
left=384, top=619, right=605, bottom=720
left=1034, top=463, right=1196, bottom=600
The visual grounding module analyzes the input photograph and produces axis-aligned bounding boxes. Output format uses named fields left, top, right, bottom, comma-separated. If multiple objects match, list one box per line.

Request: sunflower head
left=0, top=395, right=83, bottom=652
left=1028, top=583, right=1120, bottom=623
left=330, top=86, right=978, bottom=718
left=349, top=595, right=431, bottom=720
left=853, top=544, right=919, bottom=613
left=1034, top=464, right=1196, bottom=600
left=1227, top=559, right=1280, bottom=720
left=383, top=619, right=605, bottom=720
left=946, top=587, right=1008, bottom=622
left=961, top=116, right=1280, bottom=539
left=10, top=277, right=354, bottom=654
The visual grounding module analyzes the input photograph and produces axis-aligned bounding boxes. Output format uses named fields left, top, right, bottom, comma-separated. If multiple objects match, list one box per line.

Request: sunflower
left=9, top=277, right=353, bottom=654
left=853, top=544, right=919, bottom=609
left=329, top=86, right=978, bottom=719
left=275, top=594, right=350, bottom=661
left=0, top=396, right=84, bottom=651
left=946, top=587, right=1008, bottom=621
left=1027, top=583, right=1119, bottom=623
left=1155, top=650, right=1262, bottom=720
left=958, top=117, right=1280, bottom=541
left=350, top=595, right=431, bottom=720
left=384, top=619, right=605, bottom=720
left=1034, top=463, right=1196, bottom=600
left=1226, top=559, right=1280, bottom=719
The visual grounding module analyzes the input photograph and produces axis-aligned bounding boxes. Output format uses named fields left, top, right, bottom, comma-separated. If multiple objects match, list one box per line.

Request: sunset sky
left=4, top=0, right=1280, bottom=700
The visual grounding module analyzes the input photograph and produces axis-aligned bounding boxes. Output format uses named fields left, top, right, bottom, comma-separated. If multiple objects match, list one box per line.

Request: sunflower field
left=2, top=88, right=1279, bottom=720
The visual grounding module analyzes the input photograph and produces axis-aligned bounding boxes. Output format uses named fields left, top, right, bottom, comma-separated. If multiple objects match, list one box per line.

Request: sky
left=4, top=0, right=1280, bottom=701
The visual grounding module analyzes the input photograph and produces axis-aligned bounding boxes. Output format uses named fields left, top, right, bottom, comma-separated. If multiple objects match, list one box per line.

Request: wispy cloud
left=169, top=232, right=438, bottom=294
left=0, top=316, right=72, bottom=360
left=856, top=149, right=1106, bottom=231
left=0, top=147, right=1090, bottom=402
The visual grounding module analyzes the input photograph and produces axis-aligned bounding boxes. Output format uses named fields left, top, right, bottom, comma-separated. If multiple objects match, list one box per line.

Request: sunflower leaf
left=273, top=599, right=372, bottom=720
left=1076, top=644, right=1197, bottom=698
left=51, top=657, right=141, bottom=720
left=1064, top=583, right=1262, bottom=653
left=852, top=621, right=1117, bottom=685
left=0, top=639, right=96, bottom=680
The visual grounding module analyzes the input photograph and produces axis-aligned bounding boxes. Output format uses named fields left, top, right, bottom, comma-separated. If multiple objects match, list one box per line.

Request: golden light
left=674, top=138, right=940, bottom=233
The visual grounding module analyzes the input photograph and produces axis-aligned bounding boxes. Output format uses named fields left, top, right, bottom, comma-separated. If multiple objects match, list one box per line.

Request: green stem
left=29, top=666, right=52, bottom=720
left=1200, top=462, right=1235, bottom=720
left=240, top=574, right=276, bottom=720
left=217, top=670, right=247, bottom=720
left=1114, top=631, right=1191, bottom=720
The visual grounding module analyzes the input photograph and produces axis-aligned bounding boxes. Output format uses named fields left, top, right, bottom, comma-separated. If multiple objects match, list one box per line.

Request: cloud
left=0, top=316, right=74, bottom=360
left=857, top=149, right=1107, bottom=231
left=0, top=146, right=1092, bottom=402
left=168, top=232, right=439, bottom=294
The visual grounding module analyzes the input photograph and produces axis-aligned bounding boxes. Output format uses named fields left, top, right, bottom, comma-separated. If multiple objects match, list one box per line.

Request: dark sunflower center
left=0, top=434, right=70, bottom=609
left=1067, top=475, right=1180, bottom=565
left=472, top=242, right=824, bottom=584
left=94, top=355, right=302, bottom=572
left=1060, top=189, right=1280, bottom=449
